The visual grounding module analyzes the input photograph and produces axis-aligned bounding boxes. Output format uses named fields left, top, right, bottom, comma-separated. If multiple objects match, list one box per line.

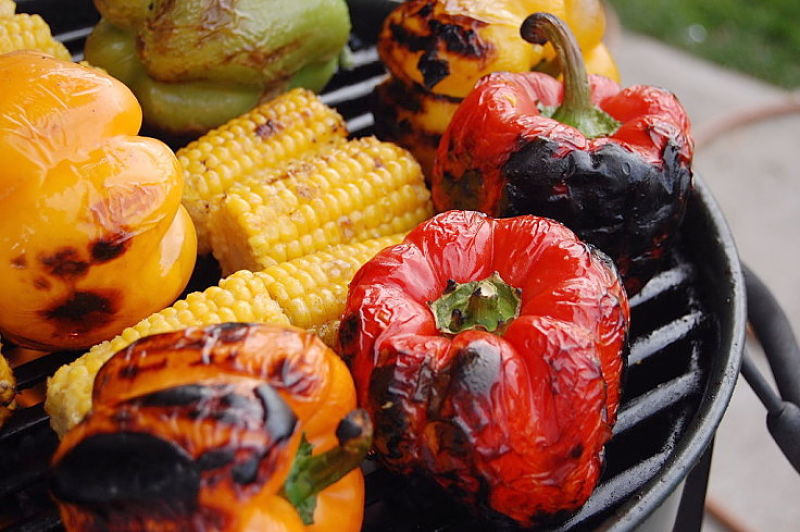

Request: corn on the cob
left=209, top=137, right=431, bottom=275
left=0, top=1, right=71, bottom=60
left=46, top=232, right=404, bottom=436
left=45, top=271, right=291, bottom=437
left=0, top=337, right=15, bottom=427
left=179, top=88, right=349, bottom=254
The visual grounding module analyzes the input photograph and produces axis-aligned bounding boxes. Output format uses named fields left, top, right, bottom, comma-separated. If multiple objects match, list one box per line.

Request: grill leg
left=672, top=440, right=714, bottom=532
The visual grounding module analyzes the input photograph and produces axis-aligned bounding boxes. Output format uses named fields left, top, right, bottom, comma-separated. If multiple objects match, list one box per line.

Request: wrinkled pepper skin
left=433, top=20, right=693, bottom=294
left=0, top=51, right=196, bottom=351
left=338, top=210, right=629, bottom=527
left=374, top=0, right=619, bottom=176
left=85, top=0, right=351, bottom=136
left=52, top=323, right=368, bottom=532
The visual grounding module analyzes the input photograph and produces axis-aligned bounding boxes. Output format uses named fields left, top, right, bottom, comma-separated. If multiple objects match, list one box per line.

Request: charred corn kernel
left=262, top=233, right=404, bottom=334
left=0, top=2, right=70, bottom=60
left=46, top=271, right=291, bottom=436
left=179, top=88, right=349, bottom=254
left=0, top=337, right=15, bottom=427
left=209, top=137, right=431, bottom=275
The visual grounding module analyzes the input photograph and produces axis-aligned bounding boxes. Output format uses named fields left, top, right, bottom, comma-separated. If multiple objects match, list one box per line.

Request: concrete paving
left=610, top=32, right=800, bottom=532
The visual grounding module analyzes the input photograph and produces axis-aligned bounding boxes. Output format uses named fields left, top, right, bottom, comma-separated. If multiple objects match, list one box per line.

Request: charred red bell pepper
left=432, top=13, right=694, bottom=294
left=338, top=210, right=630, bottom=527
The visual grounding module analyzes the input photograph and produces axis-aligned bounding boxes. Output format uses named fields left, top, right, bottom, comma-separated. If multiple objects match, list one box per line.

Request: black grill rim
left=597, top=176, right=746, bottom=530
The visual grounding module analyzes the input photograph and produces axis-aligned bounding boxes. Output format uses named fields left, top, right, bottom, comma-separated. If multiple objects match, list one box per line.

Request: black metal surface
left=0, top=3, right=746, bottom=531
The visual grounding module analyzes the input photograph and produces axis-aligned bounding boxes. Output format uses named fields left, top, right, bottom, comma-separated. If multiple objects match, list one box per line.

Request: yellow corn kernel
left=0, top=7, right=71, bottom=60
left=209, top=137, right=431, bottom=275
left=45, top=271, right=291, bottom=437
left=0, top=337, right=15, bottom=427
left=179, top=88, right=348, bottom=254
left=262, top=233, right=405, bottom=337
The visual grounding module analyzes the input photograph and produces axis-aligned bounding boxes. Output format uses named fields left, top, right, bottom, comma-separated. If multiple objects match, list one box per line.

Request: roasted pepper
left=433, top=13, right=693, bottom=294
left=51, top=323, right=371, bottom=531
left=0, top=51, right=196, bottom=351
left=338, top=210, right=629, bottom=527
left=374, top=0, right=619, bottom=176
left=84, top=0, right=351, bottom=136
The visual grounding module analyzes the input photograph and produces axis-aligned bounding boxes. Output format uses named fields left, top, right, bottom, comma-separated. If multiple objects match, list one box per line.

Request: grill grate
left=0, top=6, right=718, bottom=531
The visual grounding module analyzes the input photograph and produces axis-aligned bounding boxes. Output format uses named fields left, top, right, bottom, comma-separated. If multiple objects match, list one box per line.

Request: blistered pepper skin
left=51, top=323, right=366, bottom=532
left=433, top=71, right=693, bottom=294
left=0, top=51, right=196, bottom=350
left=338, top=211, right=629, bottom=527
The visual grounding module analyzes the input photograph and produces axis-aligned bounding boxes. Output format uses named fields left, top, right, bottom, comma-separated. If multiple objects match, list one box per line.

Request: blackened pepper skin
left=433, top=13, right=694, bottom=294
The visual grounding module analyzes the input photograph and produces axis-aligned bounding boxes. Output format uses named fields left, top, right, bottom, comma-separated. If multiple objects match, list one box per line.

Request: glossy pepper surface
left=338, top=210, right=629, bottom=526
left=374, top=0, right=619, bottom=176
left=433, top=13, right=693, bottom=294
left=51, top=323, right=371, bottom=532
left=85, top=0, right=351, bottom=136
left=0, top=51, right=196, bottom=351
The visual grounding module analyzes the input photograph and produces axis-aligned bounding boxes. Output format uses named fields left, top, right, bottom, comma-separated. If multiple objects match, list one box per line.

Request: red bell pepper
left=338, top=210, right=630, bottom=527
left=432, top=13, right=694, bottom=294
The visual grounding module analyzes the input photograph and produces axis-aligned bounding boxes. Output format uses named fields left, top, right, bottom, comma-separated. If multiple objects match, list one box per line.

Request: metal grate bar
left=0, top=404, right=49, bottom=443
left=628, top=310, right=704, bottom=365
left=13, top=352, right=80, bottom=391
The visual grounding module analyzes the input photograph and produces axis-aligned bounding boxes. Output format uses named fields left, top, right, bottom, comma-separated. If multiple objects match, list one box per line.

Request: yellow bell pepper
left=374, top=0, right=619, bottom=177
left=0, top=51, right=196, bottom=351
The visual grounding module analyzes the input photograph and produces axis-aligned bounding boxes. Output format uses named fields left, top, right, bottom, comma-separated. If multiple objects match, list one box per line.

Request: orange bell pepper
left=0, top=51, right=196, bottom=351
left=51, top=323, right=370, bottom=531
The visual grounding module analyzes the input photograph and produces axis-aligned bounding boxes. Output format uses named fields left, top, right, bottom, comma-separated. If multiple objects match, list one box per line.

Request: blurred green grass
left=606, top=0, right=800, bottom=88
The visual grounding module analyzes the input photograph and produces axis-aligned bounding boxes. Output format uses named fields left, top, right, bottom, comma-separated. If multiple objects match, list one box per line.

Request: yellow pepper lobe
left=0, top=51, right=197, bottom=351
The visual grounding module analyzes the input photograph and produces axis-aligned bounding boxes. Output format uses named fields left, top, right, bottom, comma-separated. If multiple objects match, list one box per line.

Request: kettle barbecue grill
left=1, top=1, right=798, bottom=531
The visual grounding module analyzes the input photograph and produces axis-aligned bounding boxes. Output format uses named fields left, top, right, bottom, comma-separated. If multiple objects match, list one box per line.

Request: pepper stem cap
left=521, top=12, right=620, bottom=138
left=429, top=272, right=521, bottom=335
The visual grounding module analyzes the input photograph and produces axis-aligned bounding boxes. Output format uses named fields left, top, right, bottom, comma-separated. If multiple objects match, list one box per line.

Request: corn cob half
left=179, top=88, right=349, bottom=254
left=0, top=1, right=71, bottom=60
left=209, top=136, right=431, bottom=275
left=45, top=233, right=404, bottom=436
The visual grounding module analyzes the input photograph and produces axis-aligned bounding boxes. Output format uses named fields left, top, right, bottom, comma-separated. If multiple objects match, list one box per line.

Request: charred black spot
left=231, top=451, right=262, bottom=485
left=335, top=411, right=365, bottom=444
left=42, top=290, right=117, bottom=331
left=51, top=432, right=199, bottom=515
left=10, top=255, right=26, bottom=269
left=90, top=232, right=132, bottom=263
left=500, top=138, right=692, bottom=293
left=33, top=277, right=51, bottom=290
left=416, top=2, right=433, bottom=17
left=40, top=248, right=89, bottom=278
left=195, top=448, right=235, bottom=471
left=215, top=321, right=250, bottom=344
left=427, top=20, right=487, bottom=57
left=338, top=313, right=359, bottom=351
left=255, top=383, right=297, bottom=443
left=451, top=340, right=502, bottom=398
left=255, top=119, right=282, bottom=139
left=570, top=443, right=584, bottom=459
left=418, top=51, right=449, bottom=89
left=119, top=365, right=139, bottom=380
left=433, top=420, right=470, bottom=457
left=137, top=384, right=216, bottom=407
left=389, top=23, right=434, bottom=52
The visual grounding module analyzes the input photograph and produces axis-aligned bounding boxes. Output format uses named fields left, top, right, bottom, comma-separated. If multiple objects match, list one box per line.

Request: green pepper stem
left=429, top=272, right=521, bottom=335
left=281, top=409, right=372, bottom=525
left=521, top=13, right=619, bottom=138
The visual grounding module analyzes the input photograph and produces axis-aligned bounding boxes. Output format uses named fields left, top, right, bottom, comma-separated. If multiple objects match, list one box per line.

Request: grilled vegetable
left=52, top=323, right=371, bottom=532
left=433, top=13, right=693, bottom=294
left=209, top=137, right=432, bottom=274
left=47, top=234, right=403, bottom=436
left=180, top=88, right=348, bottom=255
left=0, top=337, right=15, bottom=427
left=339, top=210, right=629, bottom=527
left=84, top=0, right=351, bottom=136
left=373, top=0, right=619, bottom=176
left=0, top=0, right=70, bottom=59
left=0, top=51, right=196, bottom=351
